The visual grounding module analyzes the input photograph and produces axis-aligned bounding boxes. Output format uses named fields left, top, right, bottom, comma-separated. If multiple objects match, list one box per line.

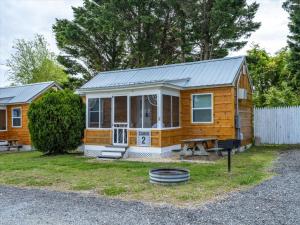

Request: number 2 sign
left=137, top=130, right=151, bottom=147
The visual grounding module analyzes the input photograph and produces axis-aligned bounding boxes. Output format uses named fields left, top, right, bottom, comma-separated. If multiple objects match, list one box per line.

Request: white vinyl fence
left=254, top=106, right=300, bottom=144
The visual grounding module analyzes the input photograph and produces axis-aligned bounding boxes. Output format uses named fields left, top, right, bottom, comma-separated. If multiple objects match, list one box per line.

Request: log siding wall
left=0, top=104, right=31, bottom=145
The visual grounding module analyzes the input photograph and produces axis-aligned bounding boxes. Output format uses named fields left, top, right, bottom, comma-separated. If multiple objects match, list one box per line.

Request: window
left=192, top=94, right=213, bottom=123
left=88, top=98, right=112, bottom=128
left=12, top=107, right=22, bottom=127
left=88, top=98, right=99, bottom=128
left=0, top=109, right=7, bottom=131
left=163, top=95, right=179, bottom=128
left=130, top=95, right=157, bottom=128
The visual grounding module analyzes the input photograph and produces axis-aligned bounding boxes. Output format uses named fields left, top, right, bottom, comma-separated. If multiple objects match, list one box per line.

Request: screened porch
left=86, top=92, right=180, bottom=146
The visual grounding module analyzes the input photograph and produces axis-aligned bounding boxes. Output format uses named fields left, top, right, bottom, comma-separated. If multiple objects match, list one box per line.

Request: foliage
left=28, top=90, right=85, bottom=154
left=283, top=0, right=300, bottom=88
left=7, top=34, right=67, bottom=85
left=247, top=45, right=300, bottom=107
left=264, top=82, right=300, bottom=107
left=53, top=0, right=260, bottom=84
left=0, top=145, right=288, bottom=204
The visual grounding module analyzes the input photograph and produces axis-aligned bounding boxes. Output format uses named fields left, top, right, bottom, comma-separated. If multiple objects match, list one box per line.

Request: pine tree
left=283, top=0, right=300, bottom=88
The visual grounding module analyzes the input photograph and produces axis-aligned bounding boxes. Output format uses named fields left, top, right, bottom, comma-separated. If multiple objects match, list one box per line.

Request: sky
left=0, top=0, right=289, bottom=87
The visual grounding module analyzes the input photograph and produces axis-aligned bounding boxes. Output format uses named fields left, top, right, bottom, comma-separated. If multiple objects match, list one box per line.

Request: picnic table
left=181, top=138, right=219, bottom=156
left=6, top=139, right=22, bottom=151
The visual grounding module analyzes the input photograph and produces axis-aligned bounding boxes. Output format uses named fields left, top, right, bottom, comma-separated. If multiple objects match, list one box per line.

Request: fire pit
left=149, top=168, right=190, bottom=184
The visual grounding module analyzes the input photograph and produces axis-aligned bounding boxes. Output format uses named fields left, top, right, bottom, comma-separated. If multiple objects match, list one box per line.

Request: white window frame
left=12, top=107, right=22, bottom=128
left=130, top=95, right=158, bottom=129
left=85, top=88, right=180, bottom=131
left=87, top=98, right=113, bottom=129
left=87, top=98, right=100, bottom=129
left=191, top=93, right=213, bottom=124
left=0, top=107, right=7, bottom=131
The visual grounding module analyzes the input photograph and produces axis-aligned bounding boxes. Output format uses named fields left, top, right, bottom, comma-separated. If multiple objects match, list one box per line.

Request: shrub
left=28, top=90, right=85, bottom=154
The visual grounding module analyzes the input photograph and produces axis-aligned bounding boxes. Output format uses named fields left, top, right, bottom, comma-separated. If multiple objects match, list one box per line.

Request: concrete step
left=104, top=146, right=127, bottom=152
left=99, top=151, right=123, bottom=159
left=97, top=146, right=127, bottom=159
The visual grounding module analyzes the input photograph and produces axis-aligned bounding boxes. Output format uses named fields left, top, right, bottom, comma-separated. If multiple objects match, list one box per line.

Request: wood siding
left=84, top=129, right=112, bottom=145
left=237, top=73, right=253, bottom=145
left=0, top=104, right=31, bottom=145
left=180, top=87, right=236, bottom=141
left=128, top=129, right=182, bottom=147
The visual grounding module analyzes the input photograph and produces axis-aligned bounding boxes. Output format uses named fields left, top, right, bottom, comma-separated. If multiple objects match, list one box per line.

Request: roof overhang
left=77, top=82, right=235, bottom=95
left=77, top=81, right=184, bottom=95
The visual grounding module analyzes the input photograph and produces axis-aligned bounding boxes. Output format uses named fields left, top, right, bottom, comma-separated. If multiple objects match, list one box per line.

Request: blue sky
left=0, top=0, right=289, bottom=87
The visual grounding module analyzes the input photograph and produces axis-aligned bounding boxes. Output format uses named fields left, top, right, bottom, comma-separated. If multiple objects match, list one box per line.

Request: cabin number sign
left=137, top=130, right=151, bottom=147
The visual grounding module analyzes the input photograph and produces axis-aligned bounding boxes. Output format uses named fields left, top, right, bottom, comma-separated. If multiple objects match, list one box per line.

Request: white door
left=112, top=96, right=128, bottom=145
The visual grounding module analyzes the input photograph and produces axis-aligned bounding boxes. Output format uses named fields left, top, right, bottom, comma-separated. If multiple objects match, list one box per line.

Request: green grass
left=0, top=145, right=296, bottom=205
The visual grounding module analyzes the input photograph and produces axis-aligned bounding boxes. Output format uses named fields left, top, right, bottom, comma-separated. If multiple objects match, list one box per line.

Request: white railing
left=254, top=106, right=300, bottom=144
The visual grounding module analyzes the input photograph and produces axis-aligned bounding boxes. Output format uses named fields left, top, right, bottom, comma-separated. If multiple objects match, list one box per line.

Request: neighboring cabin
left=77, top=56, right=253, bottom=158
left=0, top=81, right=61, bottom=150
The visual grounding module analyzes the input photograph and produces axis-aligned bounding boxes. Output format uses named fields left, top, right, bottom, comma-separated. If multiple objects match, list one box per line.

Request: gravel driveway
left=0, top=150, right=299, bottom=225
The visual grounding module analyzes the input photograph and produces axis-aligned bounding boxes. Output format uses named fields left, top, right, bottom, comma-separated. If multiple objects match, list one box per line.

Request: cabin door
left=112, top=96, right=128, bottom=146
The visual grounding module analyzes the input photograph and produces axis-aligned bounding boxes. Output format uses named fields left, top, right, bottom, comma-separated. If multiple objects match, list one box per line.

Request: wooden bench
left=206, top=147, right=225, bottom=156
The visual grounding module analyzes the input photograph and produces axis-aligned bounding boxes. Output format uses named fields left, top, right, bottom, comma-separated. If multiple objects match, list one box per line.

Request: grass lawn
left=0, top=145, right=294, bottom=205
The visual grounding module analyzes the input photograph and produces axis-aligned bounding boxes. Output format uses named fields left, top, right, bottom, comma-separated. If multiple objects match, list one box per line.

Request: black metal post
left=227, top=149, right=231, bottom=173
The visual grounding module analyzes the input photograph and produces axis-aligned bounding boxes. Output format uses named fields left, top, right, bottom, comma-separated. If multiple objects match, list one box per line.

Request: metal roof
left=79, top=56, right=245, bottom=91
left=0, top=81, right=58, bottom=105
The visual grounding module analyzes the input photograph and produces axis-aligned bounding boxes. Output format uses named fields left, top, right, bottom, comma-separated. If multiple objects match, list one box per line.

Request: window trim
left=0, top=107, right=7, bottom=131
left=12, top=107, right=22, bottom=128
left=191, top=93, right=214, bottom=124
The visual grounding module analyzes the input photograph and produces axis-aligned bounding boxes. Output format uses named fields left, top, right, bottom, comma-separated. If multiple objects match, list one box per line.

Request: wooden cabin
left=0, top=81, right=61, bottom=150
left=77, top=56, right=253, bottom=158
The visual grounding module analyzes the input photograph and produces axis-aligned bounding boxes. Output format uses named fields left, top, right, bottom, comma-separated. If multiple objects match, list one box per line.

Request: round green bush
left=28, top=90, right=85, bottom=154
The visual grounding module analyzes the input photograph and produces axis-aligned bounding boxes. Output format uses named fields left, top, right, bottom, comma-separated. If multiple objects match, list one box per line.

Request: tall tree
left=53, top=0, right=126, bottom=81
left=53, top=0, right=260, bottom=84
left=7, top=34, right=67, bottom=85
left=283, top=0, right=300, bottom=88
left=188, top=0, right=260, bottom=60
left=247, top=45, right=299, bottom=107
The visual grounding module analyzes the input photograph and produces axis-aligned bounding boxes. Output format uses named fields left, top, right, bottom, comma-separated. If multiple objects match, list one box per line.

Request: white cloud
left=232, top=0, right=289, bottom=56
left=0, top=0, right=82, bottom=87
left=0, top=0, right=290, bottom=87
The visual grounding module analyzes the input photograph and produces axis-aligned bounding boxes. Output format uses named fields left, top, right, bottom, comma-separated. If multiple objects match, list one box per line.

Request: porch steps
left=97, top=146, right=127, bottom=159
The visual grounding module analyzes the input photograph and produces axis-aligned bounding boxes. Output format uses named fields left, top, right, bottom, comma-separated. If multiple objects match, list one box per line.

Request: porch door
left=112, top=96, right=128, bottom=145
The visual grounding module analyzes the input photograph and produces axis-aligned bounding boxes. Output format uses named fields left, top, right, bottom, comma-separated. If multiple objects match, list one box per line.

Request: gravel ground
left=0, top=150, right=299, bottom=225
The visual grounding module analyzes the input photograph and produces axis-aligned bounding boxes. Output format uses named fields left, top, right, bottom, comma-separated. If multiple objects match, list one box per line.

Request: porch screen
left=100, top=98, right=111, bottom=128
left=130, top=96, right=142, bottom=128
left=144, top=95, right=157, bottom=128
left=0, top=109, right=6, bottom=130
left=130, top=95, right=157, bottom=128
left=163, top=95, right=179, bottom=128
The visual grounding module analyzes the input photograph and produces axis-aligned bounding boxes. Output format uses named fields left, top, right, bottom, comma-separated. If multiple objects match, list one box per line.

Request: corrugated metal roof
left=80, top=56, right=245, bottom=91
left=0, top=81, right=56, bottom=105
